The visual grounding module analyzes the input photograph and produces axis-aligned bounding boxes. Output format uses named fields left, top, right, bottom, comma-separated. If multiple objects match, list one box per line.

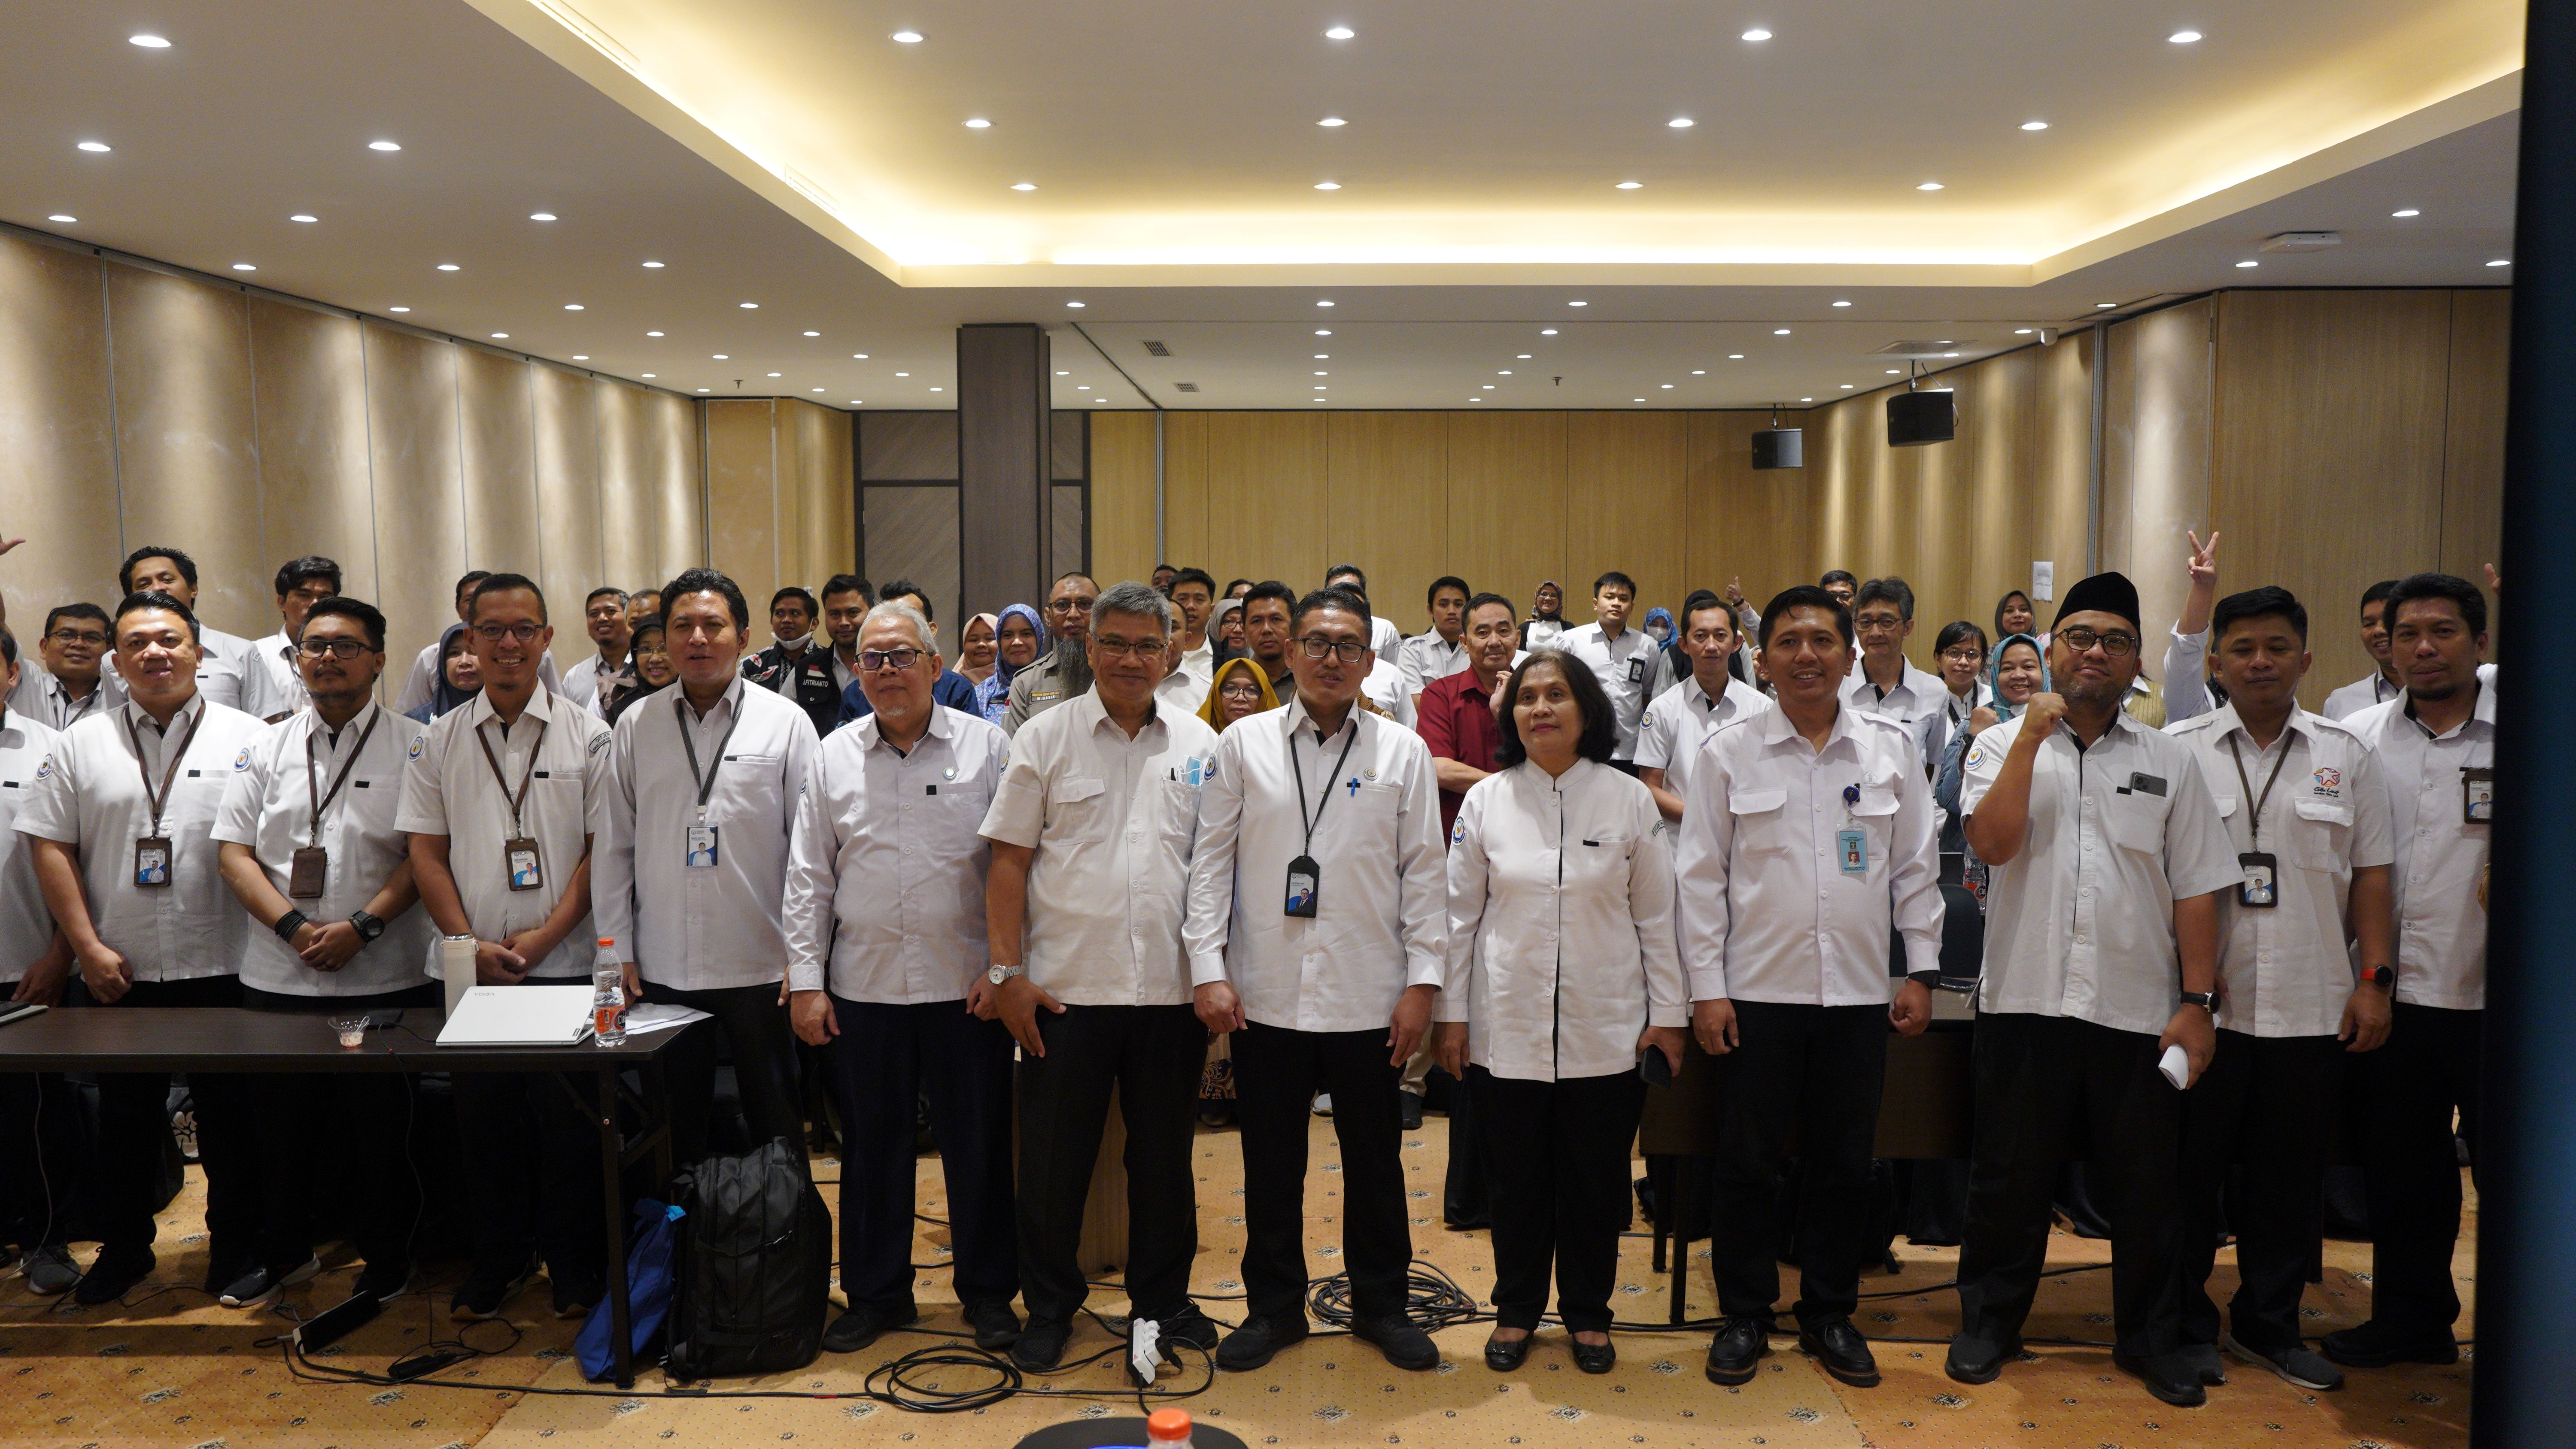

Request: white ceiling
left=0, top=0, right=2523, bottom=411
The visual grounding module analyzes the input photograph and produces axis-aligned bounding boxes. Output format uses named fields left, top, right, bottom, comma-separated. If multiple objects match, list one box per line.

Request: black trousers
left=1470, top=1064, right=1644, bottom=1334
left=82, top=976, right=259, bottom=1270
left=639, top=978, right=805, bottom=1168
left=2178, top=1028, right=2339, bottom=1354
left=1712, top=1001, right=1888, bottom=1328
left=455, top=1062, right=605, bottom=1292
left=1442, top=1067, right=1489, bottom=1227
left=0, top=1067, right=87, bottom=1251
left=2349, top=1002, right=2480, bottom=1334
left=1232, top=1021, right=1413, bottom=1323
left=828, top=997, right=1018, bottom=1317
left=239, top=982, right=438, bottom=1274
left=1015, top=1003, right=1206, bottom=1325
left=1956, top=1012, right=2186, bottom=1359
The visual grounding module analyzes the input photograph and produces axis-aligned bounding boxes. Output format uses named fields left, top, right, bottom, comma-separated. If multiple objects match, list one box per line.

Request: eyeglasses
left=296, top=638, right=371, bottom=660
left=2057, top=627, right=2140, bottom=657
left=1854, top=615, right=1907, bottom=634
left=1047, top=597, right=1097, bottom=615
left=46, top=628, right=106, bottom=647
left=474, top=622, right=543, bottom=643
left=859, top=647, right=925, bottom=671
left=1092, top=638, right=1165, bottom=661
left=1297, top=637, right=1368, bottom=663
left=1939, top=648, right=1984, bottom=665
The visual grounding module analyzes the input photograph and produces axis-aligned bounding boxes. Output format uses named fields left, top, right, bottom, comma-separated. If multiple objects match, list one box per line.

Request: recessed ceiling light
left=739, top=302, right=759, bottom=309
left=1944, top=351, right=1961, bottom=357
left=1936, top=340, right=1952, bottom=344
left=963, top=118, right=991, bottom=129
left=1057, top=370, right=1070, bottom=375
left=1314, top=371, right=1328, bottom=376
left=812, top=387, right=825, bottom=392
left=1517, top=353, right=1531, bottom=358
left=1615, top=181, right=1642, bottom=189
left=892, top=30, right=922, bottom=42
left=767, top=372, right=782, bottom=378
left=1313, top=354, right=1330, bottom=359
left=2236, top=260, right=2259, bottom=268
left=437, top=263, right=460, bottom=271
left=1741, top=27, right=1771, bottom=41
left=1011, top=182, right=1036, bottom=191
left=2169, top=30, right=2202, bottom=43
left=490, top=333, right=508, bottom=339
left=853, top=352, right=868, bottom=358
left=647, top=330, right=665, bottom=337
left=1483, top=385, right=1496, bottom=390
left=1661, top=383, right=1674, bottom=389
left=1832, top=300, right=1851, bottom=307
left=572, top=355, right=589, bottom=361
left=851, top=400, right=863, bottom=405
left=641, top=373, right=654, bottom=377
left=1772, top=327, right=1791, bottom=335
left=47, top=214, right=75, bottom=224
left=1316, top=328, right=1332, bottom=336
left=929, top=386, right=943, bottom=391
left=129, top=34, right=171, bottom=47
left=1467, top=397, right=1481, bottom=402
left=2097, top=301, right=2117, bottom=308
left=2391, top=208, right=2421, bottom=218
left=368, top=139, right=401, bottom=152
left=1800, top=396, right=1814, bottom=402
left=530, top=212, right=556, bottom=222
left=2489, top=258, right=2511, bottom=267
left=389, top=306, right=409, bottom=312
left=231, top=263, right=256, bottom=271
left=1317, top=300, right=1335, bottom=307
left=1635, top=397, right=1646, bottom=402
left=2014, top=327, right=2033, bottom=334
left=290, top=213, right=317, bottom=223
left=1314, top=385, right=1327, bottom=390
left=1567, top=300, right=1587, bottom=307
left=1727, top=353, right=1743, bottom=359
left=1077, top=385, right=1091, bottom=390
left=895, top=371, right=909, bottom=376
left=1498, top=370, right=1512, bottom=375
left=1314, top=181, right=1341, bottom=191
left=76, top=141, right=111, bottom=152
left=715, top=354, right=730, bottom=359
left=1840, top=384, right=1854, bottom=389
left=1540, top=328, right=1558, bottom=335
left=1318, top=117, right=1346, bottom=127
left=1917, top=181, right=1944, bottom=191
left=642, top=260, right=664, bottom=268
left=1887, top=368, right=1903, bottom=374
left=1066, top=300, right=1085, bottom=308
left=1691, top=369, right=1704, bottom=375
left=560, top=304, right=583, bottom=312
left=1324, top=25, right=1355, bottom=39
left=695, top=386, right=708, bottom=391
left=2021, top=120, right=2049, bottom=131
left=1668, top=118, right=1694, bottom=128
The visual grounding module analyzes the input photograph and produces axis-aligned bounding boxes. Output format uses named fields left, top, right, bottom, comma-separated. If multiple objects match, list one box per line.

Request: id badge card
left=134, top=837, right=172, bottom=888
left=2237, top=850, right=2279, bottom=908
left=685, top=823, right=719, bottom=868
left=1835, top=828, right=1868, bottom=876
left=505, top=837, right=544, bottom=891
left=1285, top=853, right=1320, bottom=919
left=1627, top=657, right=1645, bottom=684
left=2463, top=767, right=2494, bottom=825
left=287, top=846, right=328, bottom=899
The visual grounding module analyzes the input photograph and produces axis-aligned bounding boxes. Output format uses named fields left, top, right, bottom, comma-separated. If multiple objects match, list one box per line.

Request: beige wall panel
left=107, top=264, right=267, bottom=637
left=703, top=399, right=777, bottom=611
left=1202, top=413, right=1327, bottom=591
left=2211, top=290, right=2449, bottom=706
left=1564, top=412, right=1687, bottom=618
left=859, top=411, right=957, bottom=481
left=774, top=400, right=811, bottom=602
left=0, top=236, right=119, bottom=617
left=2439, top=289, right=2509, bottom=585
left=2032, top=331, right=2097, bottom=603
left=456, top=346, right=540, bottom=585
left=245, top=298, right=376, bottom=612
left=1684, top=411, right=1808, bottom=615
left=649, top=391, right=705, bottom=583
left=1325, top=412, right=1447, bottom=635
left=531, top=365, right=605, bottom=626
left=799, top=400, right=856, bottom=587
left=597, top=381, right=699, bottom=589
left=1947, top=352, right=2035, bottom=638
left=1157, top=412, right=1209, bottom=583
left=360, top=322, right=466, bottom=676
left=1806, top=403, right=1865, bottom=586
left=2098, top=320, right=2138, bottom=580
left=2123, top=300, right=2215, bottom=654
left=1088, top=411, right=1156, bottom=587
left=1445, top=410, right=1566, bottom=617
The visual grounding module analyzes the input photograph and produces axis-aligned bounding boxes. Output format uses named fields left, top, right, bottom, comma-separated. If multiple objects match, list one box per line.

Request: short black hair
left=1759, top=585, right=1854, bottom=648
left=1323, top=563, right=1368, bottom=595
left=663, top=567, right=751, bottom=632
left=468, top=572, right=547, bottom=623
left=770, top=586, right=818, bottom=617
left=1680, top=589, right=1736, bottom=637
left=455, top=570, right=492, bottom=601
left=273, top=555, right=342, bottom=598
left=0, top=630, right=17, bottom=669
left=1853, top=576, right=1916, bottom=621
left=1933, top=620, right=1987, bottom=657
left=2211, top=586, right=2308, bottom=645
left=118, top=546, right=198, bottom=595
left=2385, top=572, right=2487, bottom=637
left=1426, top=575, right=1471, bottom=606
left=1223, top=578, right=1254, bottom=597
left=629, top=586, right=663, bottom=604
left=1592, top=570, right=1636, bottom=597
left=1493, top=650, right=1618, bottom=768
left=114, top=590, right=201, bottom=645
left=1240, top=579, right=1297, bottom=615
left=1291, top=585, right=1373, bottom=633
left=1819, top=570, right=1859, bottom=590
left=1169, top=567, right=1217, bottom=596
left=877, top=577, right=933, bottom=621
left=820, top=573, right=873, bottom=605
left=43, top=603, right=109, bottom=639
left=586, top=586, right=630, bottom=609
left=2360, top=579, right=2401, bottom=611
left=1463, top=591, right=1516, bottom=622
left=301, top=595, right=388, bottom=652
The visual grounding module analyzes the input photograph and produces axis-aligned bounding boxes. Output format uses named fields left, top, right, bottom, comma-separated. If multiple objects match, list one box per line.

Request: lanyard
left=674, top=691, right=745, bottom=823
left=1286, top=712, right=1364, bottom=855
left=472, top=715, right=548, bottom=837
left=127, top=705, right=204, bottom=837
left=2225, top=731, right=2294, bottom=847
left=304, top=709, right=382, bottom=848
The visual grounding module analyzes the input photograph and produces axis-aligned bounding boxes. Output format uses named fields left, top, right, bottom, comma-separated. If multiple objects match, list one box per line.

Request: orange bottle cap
left=1146, top=1407, right=1191, bottom=1441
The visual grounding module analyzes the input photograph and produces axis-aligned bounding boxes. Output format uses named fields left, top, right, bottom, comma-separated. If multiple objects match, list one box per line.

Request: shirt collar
left=1075, top=685, right=1164, bottom=740
left=2401, top=676, right=2497, bottom=737
left=467, top=681, right=559, bottom=731
left=310, top=699, right=382, bottom=745
left=2211, top=701, right=2312, bottom=754
left=1280, top=691, right=1360, bottom=745
left=856, top=699, right=955, bottom=752
left=672, top=673, right=746, bottom=724
left=122, top=693, right=204, bottom=737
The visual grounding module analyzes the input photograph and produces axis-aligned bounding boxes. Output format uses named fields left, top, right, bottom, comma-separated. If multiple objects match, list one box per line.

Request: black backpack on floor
left=664, top=1139, right=831, bottom=1380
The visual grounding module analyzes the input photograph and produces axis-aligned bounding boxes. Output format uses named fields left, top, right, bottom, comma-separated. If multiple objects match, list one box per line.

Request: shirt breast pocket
left=1852, top=785, right=1900, bottom=848
left=1728, top=788, right=1791, bottom=856
left=2105, top=788, right=2171, bottom=855
left=2287, top=797, right=2351, bottom=872
left=1046, top=774, right=1111, bottom=843
left=1159, top=778, right=1203, bottom=847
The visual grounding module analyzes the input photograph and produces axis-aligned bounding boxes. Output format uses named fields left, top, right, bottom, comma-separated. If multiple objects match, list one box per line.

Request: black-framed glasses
left=2057, top=627, right=2140, bottom=657
left=474, top=622, right=543, bottom=643
left=859, top=647, right=926, bottom=671
left=1939, top=647, right=1984, bottom=665
left=1092, top=638, right=1165, bottom=661
left=296, top=638, right=371, bottom=660
left=46, top=628, right=106, bottom=647
left=1297, top=637, right=1368, bottom=663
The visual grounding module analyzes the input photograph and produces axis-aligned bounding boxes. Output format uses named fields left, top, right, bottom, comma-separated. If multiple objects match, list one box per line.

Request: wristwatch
left=349, top=910, right=386, bottom=943
left=272, top=909, right=310, bottom=944
left=2178, top=990, right=2217, bottom=1011
left=2360, top=965, right=2394, bottom=989
left=987, top=962, right=1025, bottom=986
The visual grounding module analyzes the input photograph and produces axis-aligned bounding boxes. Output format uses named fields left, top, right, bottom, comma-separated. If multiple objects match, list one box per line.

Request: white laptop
left=435, top=985, right=596, bottom=1047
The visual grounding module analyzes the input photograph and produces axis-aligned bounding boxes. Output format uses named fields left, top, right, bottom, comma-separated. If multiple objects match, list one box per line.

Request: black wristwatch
left=2178, top=990, right=2217, bottom=1011
left=2360, top=965, right=2394, bottom=989
left=349, top=910, right=386, bottom=943
left=272, top=909, right=310, bottom=944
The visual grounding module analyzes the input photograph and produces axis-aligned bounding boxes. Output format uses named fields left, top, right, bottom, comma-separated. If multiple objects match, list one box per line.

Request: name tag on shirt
left=2118, top=773, right=2168, bottom=797
left=135, top=837, right=171, bottom=887
left=2463, top=767, right=2493, bottom=824
left=2237, top=851, right=2278, bottom=908
left=506, top=837, right=544, bottom=891
left=1836, top=828, right=1868, bottom=875
left=1627, top=658, right=1644, bottom=684
left=686, top=824, right=720, bottom=868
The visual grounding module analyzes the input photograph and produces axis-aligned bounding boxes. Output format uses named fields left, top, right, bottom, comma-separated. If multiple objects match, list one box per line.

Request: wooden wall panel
left=1088, top=411, right=1155, bottom=587
left=2032, top=330, right=2097, bottom=605
left=2440, top=289, right=2509, bottom=585
left=1158, top=412, right=1209, bottom=583
left=2126, top=300, right=2215, bottom=666
left=859, top=411, right=958, bottom=481
left=1326, top=412, right=1447, bottom=635
left=2097, top=318, right=2138, bottom=581
left=1564, top=412, right=1686, bottom=626
left=1202, top=413, right=1326, bottom=591
left=795, top=399, right=856, bottom=587
left=647, top=391, right=704, bottom=585
left=0, top=236, right=118, bottom=618
left=360, top=323, right=466, bottom=674
left=703, top=399, right=777, bottom=613
left=530, top=365, right=604, bottom=628
left=863, top=486, right=961, bottom=636
left=594, top=380, right=662, bottom=590
left=246, top=299, right=376, bottom=611
left=1445, top=409, right=1566, bottom=618
left=1684, top=412, right=1808, bottom=617
left=1952, top=349, right=2032, bottom=639
left=456, top=346, right=541, bottom=584
left=772, top=400, right=810, bottom=605
left=106, top=265, right=268, bottom=638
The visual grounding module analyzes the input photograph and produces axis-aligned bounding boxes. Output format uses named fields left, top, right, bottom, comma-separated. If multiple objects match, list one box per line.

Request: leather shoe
left=964, top=1300, right=1021, bottom=1351
left=1797, top=1316, right=1880, bottom=1387
left=2320, top=1320, right=2459, bottom=1368
left=2225, top=1334, right=2345, bottom=1391
left=2114, top=1349, right=2209, bottom=1408
left=1157, top=1304, right=1221, bottom=1353
left=1012, top=1316, right=1072, bottom=1371
left=2181, top=1342, right=2226, bottom=1385
left=73, top=1247, right=155, bottom=1307
left=1351, top=1311, right=1440, bottom=1370
left=1216, top=1313, right=1310, bottom=1371
left=1944, top=1333, right=2018, bottom=1385
left=1571, top=1335, right=1616, bottom=1375
left=822, top=1303, right=918, bottom=1355
left=1398, top=1091, right=1425, bottom=1131
left=1484, top=1331, right=1532, bottom=1372
left=1705, top=1316, right=1771, bottom=1385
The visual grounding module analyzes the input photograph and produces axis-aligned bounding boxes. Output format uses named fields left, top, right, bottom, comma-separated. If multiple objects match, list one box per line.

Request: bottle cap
left=598, top=937, right=614, bottom=946
left=1146, top=1408, right=1191, bottom=1443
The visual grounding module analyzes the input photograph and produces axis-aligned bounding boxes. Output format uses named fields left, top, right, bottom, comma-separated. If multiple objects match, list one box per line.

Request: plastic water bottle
left=592, top=937, right=627, bottom=1046
left=1145, top=1408, right=1194, bottom=1447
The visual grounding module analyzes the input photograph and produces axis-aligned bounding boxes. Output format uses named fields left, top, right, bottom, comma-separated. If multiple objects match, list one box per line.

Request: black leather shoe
left=1484, top=1332, right=1532, bottom=1372
left=1944, top=1333, right=2018, bottom=1385
left=2181, top=1342, right=2227, bottom=1385
left=1352, top=1311, right=1440, bottom=1370
left=2113, top=1349, right=2209, bottom=1408
left=72, top=1247, right=155, bottom=1307
left=964, top=1300, right=1021, bottom=1351
left=1398, top=1091, right=1425, bottom=1131
left=1012, top=1316, right=1072, bottom=1370
left=1216, top=1313, right=1310, bottom=1371
left=823, top=1303, right=917, bottom=1355
left=1157, top=1304, right=1221, bottom=1353
left=1571, top=1335, right=1616, bottom=1375
left=1797, top=1317, right=1880, bottom=1387
left=2320, top=1320, right=2460, bottom=1368
left=1705, top=1317, right=1770, bottom=1385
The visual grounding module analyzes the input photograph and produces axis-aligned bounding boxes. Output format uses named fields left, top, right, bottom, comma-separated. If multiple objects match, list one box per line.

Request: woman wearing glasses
left=1432, top=650, right=1688, bottom=1376
left=603, top=619, right=676, bottom=726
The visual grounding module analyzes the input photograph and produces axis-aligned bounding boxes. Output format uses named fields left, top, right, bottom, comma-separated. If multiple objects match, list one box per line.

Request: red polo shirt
left=1417, top=667, right=1504, bottom=843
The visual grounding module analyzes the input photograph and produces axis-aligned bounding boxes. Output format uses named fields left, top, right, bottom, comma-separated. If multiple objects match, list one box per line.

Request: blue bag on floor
left=577, top=1199, right=685, bottom=1382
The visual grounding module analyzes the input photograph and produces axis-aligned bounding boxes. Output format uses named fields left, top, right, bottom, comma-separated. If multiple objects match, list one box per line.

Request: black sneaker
left=1706, top=1316, right=1771, bottom=1385
left=1012, top=1316, right=1072, bottom=1370
left=1157, top=1304, right=1221, bottom=1353
left=1350, top=1312, right=1440, bottom=1371
left=72, top=1247, right=156, bottom=1306
left=1216, top=1313, right=1310, bottom=1371
left=2224, top=1333, right=2346, bottom=1391
left=1796, top=1316, right=1880, bottom=1388
left=1944, top=1333, right=2019, bottom=1385
left=2181, top=1341, right=2227, bottom=1385
left=964, top=1300, right=1021, bottom=1351
left=450, top=1259, right=536, bottom=1322
left=1398, top=1091, right=1425, bottom=1131
left=21, top=1244, right=81, bottom=1297
left=822, top=1303, right=918, bottom=1355
left=219, top=1255, right=320, bottom=1309
left=2113, top=1349, right=2209, bottom=1408
left=2320, top=1319, right=2460, bottom=1368
left=353, top=1261, right=416, bottom=1304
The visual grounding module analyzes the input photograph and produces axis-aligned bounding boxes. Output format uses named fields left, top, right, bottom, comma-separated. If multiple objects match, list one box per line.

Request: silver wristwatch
left=988, top=962, right=1025, bottom=986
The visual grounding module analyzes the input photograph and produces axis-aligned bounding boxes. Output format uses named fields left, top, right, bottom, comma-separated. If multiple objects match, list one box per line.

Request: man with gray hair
left=979, top=581, right=1222, bottom=1370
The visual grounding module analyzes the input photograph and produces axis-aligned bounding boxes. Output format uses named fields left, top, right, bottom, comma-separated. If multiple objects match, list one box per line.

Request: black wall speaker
left=1751, top=428, right=1803, bottom=469
left=1886, top=390, right=1955, bottom=447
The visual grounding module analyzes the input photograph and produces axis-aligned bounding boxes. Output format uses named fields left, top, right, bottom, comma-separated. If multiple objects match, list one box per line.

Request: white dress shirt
left=1674, top=705, right=1943, bottom=1004
left=1182, top=697, right=1446, bottom=1033
left=1359, top=655, right=1418, bottom=730
left=210, top=702, right=437, bottom=996
left=240, top=629, right=307, bottom=722
left=394, top=639, right=560, bottom=716
left=16, top=696, right=265, bottom=982
left=1634, top=673, right=1774, bottom=800
left=1559, top=622, right=1657, bottom=758
left=784, top=705, right=1004, bottom=1002
left=1959, top=710, right=2240, bottom=1034
left=1438, top=759, right=1686, bottom=1081
left=0, top=711, right=61, bottom=981
left=1841, top=658, right=1947, bottom=769
left=594, top=677, right=820, bottom=991
left=2323, top=665, right=2494, bottom=722
left=978, top=690, right=1220, bottom=1007
left=1522, top=618, right=1567, bottom=651
left=2342, top=682, right=2494, bottom=1010
left=560, top=651, right=626, bottom=712
left=1396, top=630, right=1471, bottom=701
left=1367, top=615, right=1404, bottom=659
left=2164, top=704, right=2394, bottom=1037
left=394, top=684, right=609, bottom=979
left=9, top=661, right=124, bottom=733
left=1154, top=668, right=1210, bottom=718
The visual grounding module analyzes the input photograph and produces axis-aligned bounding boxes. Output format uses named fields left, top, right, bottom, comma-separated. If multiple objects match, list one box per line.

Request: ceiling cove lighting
left=76, top=141, right=111, bottom=152
left=129, top=33, right=171, bottom=47
left=368, top=139, right=401, bottom=151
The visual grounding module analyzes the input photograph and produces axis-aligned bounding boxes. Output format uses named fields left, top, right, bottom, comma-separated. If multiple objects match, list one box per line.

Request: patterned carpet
left=0, top=1112, right=2473, bottom=1449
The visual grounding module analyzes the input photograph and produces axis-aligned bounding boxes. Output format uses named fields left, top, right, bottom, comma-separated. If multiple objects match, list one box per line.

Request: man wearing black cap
left=1949, top=570, right=2240, bottom=1407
